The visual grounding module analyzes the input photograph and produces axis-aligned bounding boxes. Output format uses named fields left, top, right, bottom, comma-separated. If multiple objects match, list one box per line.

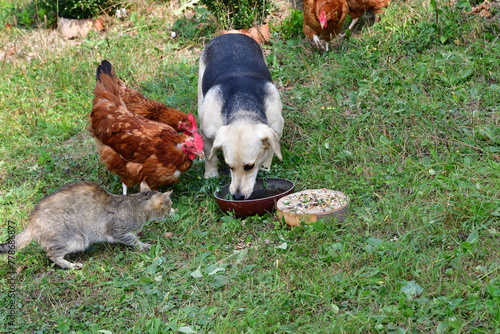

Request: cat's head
left=140, top=181, right=173, bottom=221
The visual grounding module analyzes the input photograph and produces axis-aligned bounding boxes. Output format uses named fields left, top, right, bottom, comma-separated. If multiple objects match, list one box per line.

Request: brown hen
left=303, top=0, right=349, bottom=50
left=99, top=60, right=197, bottom=136
left=90, top=60, right=204, bottom=194
left=346, top=0, right=391, bottom=31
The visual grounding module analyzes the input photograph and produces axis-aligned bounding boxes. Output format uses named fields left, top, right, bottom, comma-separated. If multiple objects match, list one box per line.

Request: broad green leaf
left=460, top=69, right=473, bottom=80
left=492, top=208, right=500, bottom=217
left=401, top=281, right=423, bottom=300
left=235, top=249, right=249, bottom=265
left=56, top=323, right=70, bottom=332
left=145, top=263, right=157, bottom=275
left=365, top=237, right=383, bottom=252
left=466, top=230, right=479, bottom=243
left=276, top=242, right=288, bottom=250
left=208, top=267, right=226, bottom=276
left=178, top=326, right=197, bottom=334
left=190, top=268, right=203, bottom=278
left=139, top=276, right=155, bottom=284
left=210, top=275, right=227, bottom=289
left=382, top=305, right=399, bottom=314
left=486, top=282, right=500, bottom=297
left=436, top=321, right=448, bottom=334
left=379, top=135, right=390, bottom=145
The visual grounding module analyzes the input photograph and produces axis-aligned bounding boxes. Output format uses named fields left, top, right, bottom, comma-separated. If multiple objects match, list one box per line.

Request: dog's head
left=209, top=123, right=282, bottom=200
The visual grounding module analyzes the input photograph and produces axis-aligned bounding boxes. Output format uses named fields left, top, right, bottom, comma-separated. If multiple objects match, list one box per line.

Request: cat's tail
left=0, top=229, right=33, bottom=253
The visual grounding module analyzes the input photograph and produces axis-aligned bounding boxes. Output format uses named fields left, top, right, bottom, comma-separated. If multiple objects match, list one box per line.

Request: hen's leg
left=312, top=35, right=329, bottom=51
left=312, top=35, right=322, bottom=48
left=122, top=183, right=128, bottom=195
left=348, top=18, right=359, bottom=31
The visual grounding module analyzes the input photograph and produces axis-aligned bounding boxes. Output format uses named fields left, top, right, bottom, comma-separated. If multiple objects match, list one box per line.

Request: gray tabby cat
left=0, top=181, right=172, bottom=269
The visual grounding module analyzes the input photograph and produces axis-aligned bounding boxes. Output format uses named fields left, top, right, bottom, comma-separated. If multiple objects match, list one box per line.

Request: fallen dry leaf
left=221, top=23, right=271, bottom=45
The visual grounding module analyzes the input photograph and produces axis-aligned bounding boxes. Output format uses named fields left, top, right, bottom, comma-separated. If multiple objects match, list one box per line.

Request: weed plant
left=0, top=0, right=499, bottom=332
left=2, top=0, right=116, bottom=28
left=200, top=0, right=271, bottom=29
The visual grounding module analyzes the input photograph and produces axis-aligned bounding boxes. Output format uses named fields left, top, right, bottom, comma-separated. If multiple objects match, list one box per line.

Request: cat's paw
left=70, top=262, right=84, bottom=270
left=138, top=242, right=151, bottom=252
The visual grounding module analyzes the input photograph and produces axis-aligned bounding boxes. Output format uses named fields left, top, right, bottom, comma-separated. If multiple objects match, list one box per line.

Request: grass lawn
left=1, top=0, right=499, bottom=332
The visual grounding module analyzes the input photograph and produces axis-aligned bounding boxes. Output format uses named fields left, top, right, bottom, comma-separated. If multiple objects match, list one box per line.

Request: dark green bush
left=172, top=6, right=216, bottom=42
left=200, top=0, right=271, bottom=30
left=6, top=0, right=113, bottom=28
left=277, top=9, right=303, bottom=40
left=42, top=0, right=112, bottom=20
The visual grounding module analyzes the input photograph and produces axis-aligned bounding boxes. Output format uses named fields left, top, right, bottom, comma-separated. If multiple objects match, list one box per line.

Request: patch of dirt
left=1, top=29, right=79, bottom=67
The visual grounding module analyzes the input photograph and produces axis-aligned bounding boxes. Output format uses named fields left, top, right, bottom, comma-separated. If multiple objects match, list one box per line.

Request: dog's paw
left=204, top=171, right=219, bottom=178
left=260, top=165, right=271, bottom=172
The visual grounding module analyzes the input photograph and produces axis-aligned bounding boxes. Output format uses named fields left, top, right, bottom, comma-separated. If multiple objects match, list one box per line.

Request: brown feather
left=90, top=64, right=198, bottom=190
left=347, top=0, right=391, bottom=19
left=303, top=0, right=349, bottom=42
left=95, top=62, right=192, bottom=131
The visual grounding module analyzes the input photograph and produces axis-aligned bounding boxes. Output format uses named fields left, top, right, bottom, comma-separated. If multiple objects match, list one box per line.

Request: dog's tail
left=0, top=229, right=33, bottom=254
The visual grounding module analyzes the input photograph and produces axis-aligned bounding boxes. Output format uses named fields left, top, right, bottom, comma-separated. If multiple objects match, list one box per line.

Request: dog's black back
left=201, top=34, right=273, bottom=124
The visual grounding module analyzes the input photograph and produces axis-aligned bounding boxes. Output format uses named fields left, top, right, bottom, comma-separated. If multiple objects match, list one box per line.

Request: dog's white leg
left=260, top=149, right=274, bottom=171
left=197, top=62, right=206, bottom=110
left=203, top=139, right=219, bottom=178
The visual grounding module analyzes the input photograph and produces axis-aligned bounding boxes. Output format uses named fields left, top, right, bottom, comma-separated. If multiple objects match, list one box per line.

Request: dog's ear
left=209, top=126, right=228, bottom=161
left=261, top=128, right=282, bottom=160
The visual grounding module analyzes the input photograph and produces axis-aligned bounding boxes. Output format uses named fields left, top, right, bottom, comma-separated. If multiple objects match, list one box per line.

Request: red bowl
left=214, top=178, right=295, bottom=218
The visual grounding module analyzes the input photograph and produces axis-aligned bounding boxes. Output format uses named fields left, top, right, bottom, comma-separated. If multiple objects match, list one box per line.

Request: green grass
left=1, top=0, right=500, bottom=332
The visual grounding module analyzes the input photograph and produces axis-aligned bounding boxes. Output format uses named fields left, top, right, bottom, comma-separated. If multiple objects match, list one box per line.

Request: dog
left=198, top=33, right=284, bottom=200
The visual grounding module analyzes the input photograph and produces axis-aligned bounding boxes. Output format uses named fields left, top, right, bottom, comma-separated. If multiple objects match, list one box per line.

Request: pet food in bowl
left=277, top=189, right=350, bottom=226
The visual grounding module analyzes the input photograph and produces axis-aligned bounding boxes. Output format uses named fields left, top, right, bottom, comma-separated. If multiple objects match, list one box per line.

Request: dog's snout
left=232, top=191, right=246, bottom=201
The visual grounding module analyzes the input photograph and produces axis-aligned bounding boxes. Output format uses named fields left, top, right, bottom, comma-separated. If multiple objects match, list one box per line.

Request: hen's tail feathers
left=93, top=60, right=123, bottom=107
left=0, top=229, right=33, bottom=254
left=96, top=60, right=117, bottom=82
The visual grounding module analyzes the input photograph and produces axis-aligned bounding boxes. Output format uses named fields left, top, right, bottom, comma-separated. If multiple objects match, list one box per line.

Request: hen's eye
left=244, top=164, right=255, bottom=171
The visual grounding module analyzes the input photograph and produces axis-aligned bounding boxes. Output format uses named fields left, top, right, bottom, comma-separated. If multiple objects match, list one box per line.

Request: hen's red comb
left=188, top=113, right=197, bottom=131
left=320, top=10, right=327, bottom=27
left=193, top=131, right=204, bottom=150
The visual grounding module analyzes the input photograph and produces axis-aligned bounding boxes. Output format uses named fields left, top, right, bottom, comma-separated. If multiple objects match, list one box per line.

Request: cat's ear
left=139, top=181, right=151, bottom=192
left=153, top=191, right=173, bottom=209
left=160, top=190, right=173, bottom=202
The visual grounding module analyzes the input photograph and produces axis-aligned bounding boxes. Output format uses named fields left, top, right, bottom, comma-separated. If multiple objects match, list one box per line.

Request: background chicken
left=303, top=0, right=349, bottom=50
left=98, top=60, right=197, bottom=136
left=90, top=60, right=204, bottom=194
left=346, top=0, right=391, bottom=31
